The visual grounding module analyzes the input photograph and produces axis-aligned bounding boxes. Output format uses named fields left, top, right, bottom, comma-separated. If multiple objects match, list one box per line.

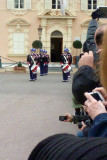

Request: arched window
left=52, top=0, right=60, bottom=9
left=88, top=0, right=97, bottom=10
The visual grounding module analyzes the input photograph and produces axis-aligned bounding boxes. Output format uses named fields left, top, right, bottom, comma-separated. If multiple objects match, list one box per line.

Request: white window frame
left=14, top=0, right=25, bottom=9
left=13, top=33, right=25, bottom=54
left=52, top=0, right=60, bottom=10
left=88, top=0, right=97, bottom=10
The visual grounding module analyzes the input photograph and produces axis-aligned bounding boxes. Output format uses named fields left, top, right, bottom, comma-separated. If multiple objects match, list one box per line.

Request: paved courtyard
left=0, top=73, right=78, bottom=160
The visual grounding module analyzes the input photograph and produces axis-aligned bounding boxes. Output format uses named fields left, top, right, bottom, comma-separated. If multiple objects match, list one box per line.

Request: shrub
left=32, top=40, right=42, bottom=49
left=73, top=40, right=82, bottom=49
left=17, top=62, right=22, bottom=67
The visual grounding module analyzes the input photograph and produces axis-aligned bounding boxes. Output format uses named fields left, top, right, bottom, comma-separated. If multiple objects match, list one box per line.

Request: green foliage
left=73, top=40, right=82, bottom=49
left=32, top=40, right=42, bottom=49
left=17, top=62, right=22, bottom=67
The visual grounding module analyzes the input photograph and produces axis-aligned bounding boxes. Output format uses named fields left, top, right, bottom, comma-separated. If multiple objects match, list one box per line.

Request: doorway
left=51, top=38, right=63, bottom=62
left=51, top=31, right=63, bottom=62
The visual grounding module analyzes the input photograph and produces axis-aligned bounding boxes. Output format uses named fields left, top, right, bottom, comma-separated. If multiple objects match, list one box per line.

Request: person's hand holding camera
left=78, top=51, right=94, bottom=68
left=64, top=113, right=72, bottom=122
left=83, top=92, right=107, bottom=120
left=80, top=121, right=87, bottom=131
left=93, top=87, right=107, bottom=107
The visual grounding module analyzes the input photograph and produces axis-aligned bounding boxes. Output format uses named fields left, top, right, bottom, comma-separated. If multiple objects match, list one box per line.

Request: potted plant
left=32, top=40, right=43, bottom=53
left=73, top=40, right=82, bottom=66
left=32, top=40, right=42, bottom=49
left=14, top=62, right=26, bottom=72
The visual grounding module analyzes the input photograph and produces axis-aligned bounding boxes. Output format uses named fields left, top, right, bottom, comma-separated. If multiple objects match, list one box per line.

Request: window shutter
left=65, top=0, right=69, bottom=10
left=81, top=0, right=87, bottom=10
left=7, top=0, right=13, bottom=9
left=97, top=0, right=105, bottom=7
left=25, top=0, right=31, bottom=9
left=45, top=0, right=52, bottom=10
left=13, top=33, right=24, bottom=54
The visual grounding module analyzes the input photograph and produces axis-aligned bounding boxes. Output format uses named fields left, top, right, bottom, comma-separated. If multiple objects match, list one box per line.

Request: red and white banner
left=60, top=0, right=66, bottom=15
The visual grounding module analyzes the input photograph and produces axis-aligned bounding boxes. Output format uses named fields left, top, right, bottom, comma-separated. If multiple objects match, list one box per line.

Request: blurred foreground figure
left=28, top=133, right=107, bottom=160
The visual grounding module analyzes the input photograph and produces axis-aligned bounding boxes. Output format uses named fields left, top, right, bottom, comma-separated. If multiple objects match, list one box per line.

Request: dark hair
left=72, top=66, right=100, bottom=104
left=95, top=24, right=107, bottom=46
left=28, top=133, right=107, bottom=160
left=91, top=10, right=98, bottom=19
left=95, top=30, right=104, bottom=46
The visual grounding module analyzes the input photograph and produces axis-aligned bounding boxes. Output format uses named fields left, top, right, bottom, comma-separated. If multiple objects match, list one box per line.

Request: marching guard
left=37, top=49, right=45, bottom=76
left=33, top=48, right=38, bottom=80
left=66, top=48, right=72, bottom=78
left=27, top=48, right=38, bottom=81
left=43, top=50, right=47, bottom=75
left=44, top=50, right=49, bottom=75
left=60, top=49, right=71, bottom=82
left=46, top=51, right=49, bottom=75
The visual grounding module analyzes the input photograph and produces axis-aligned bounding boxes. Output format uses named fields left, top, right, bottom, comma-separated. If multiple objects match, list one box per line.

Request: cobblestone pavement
left=0, top=73, right=78, bottom=160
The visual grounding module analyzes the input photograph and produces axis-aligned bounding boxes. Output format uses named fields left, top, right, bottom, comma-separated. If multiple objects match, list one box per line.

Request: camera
left=59, top=116, right=67, bottom=121
left=92, top=7, right=107, bottom=19
left=59, top=114, right=92, bottom=129
left=89, top=91, right=104, bottom=101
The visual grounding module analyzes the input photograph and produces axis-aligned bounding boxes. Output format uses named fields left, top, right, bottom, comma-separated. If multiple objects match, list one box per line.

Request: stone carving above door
left=32, top=0, right=79, bottom=16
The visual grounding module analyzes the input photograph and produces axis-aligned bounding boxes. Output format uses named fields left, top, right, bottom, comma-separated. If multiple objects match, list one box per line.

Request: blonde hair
left=100, top=28, right=107, bottom=91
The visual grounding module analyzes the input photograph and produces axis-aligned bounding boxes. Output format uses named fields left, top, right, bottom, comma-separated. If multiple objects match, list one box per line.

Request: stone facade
left=0, top=0, right=107, bottom=63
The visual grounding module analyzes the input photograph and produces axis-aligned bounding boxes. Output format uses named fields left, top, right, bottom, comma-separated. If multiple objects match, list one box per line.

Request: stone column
left=63, top=33, right=68, bottom=50
left=46, top=33, right=51, bottom=59
left=41, top=19, right=47, bottom=50
left=67, top=19, right=72, bottom=53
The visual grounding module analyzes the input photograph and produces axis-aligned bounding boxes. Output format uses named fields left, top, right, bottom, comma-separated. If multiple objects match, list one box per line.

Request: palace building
left=0, top=0, right=107, bottom=63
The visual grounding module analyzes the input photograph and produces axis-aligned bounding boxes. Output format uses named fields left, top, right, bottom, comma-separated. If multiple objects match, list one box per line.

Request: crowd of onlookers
left=27, top=13, right=107, bottom=160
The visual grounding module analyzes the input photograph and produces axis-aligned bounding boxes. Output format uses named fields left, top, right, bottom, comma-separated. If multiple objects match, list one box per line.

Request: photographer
left=83, top=28, right=107, bottom=137
left=70, top=24, right=107, bottom=137
left=64, top=113, right=91, bottom=137
left=68, top=22, right=107, bottom=137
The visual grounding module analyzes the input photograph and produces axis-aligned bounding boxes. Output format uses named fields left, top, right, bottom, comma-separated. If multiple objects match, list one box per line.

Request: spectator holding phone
left=67, top=25, right=107, bottom=137
left=83, top=28, right=107, bottom=137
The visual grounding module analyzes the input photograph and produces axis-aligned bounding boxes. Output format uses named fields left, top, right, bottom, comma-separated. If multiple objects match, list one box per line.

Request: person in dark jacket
left=37, top=49, right=45, bottom=76
left=66, top=48, right=72, bottom=78
left=72, top=64, right=100, bottom=105
left=27, top=48, right=36, bottom=81
left=83, top=26, right=107, bottom=137
left=60, top=49, right=69, bottom=82
left=66, top=23, right=107, bottom=137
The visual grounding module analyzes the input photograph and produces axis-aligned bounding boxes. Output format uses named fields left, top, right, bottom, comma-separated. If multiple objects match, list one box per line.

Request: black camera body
left=92, top=7, right=107, bottom=19
left=71, top=115, right=92, bottom=129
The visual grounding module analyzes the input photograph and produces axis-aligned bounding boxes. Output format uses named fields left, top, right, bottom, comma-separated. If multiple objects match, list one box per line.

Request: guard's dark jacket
left=60, top=53, right=67, bottom=64
left=27, top=54, right=34, bottom=67
left=67, top=52, right=72, bottom=65
left=37, top=53, right=45, bottom=66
